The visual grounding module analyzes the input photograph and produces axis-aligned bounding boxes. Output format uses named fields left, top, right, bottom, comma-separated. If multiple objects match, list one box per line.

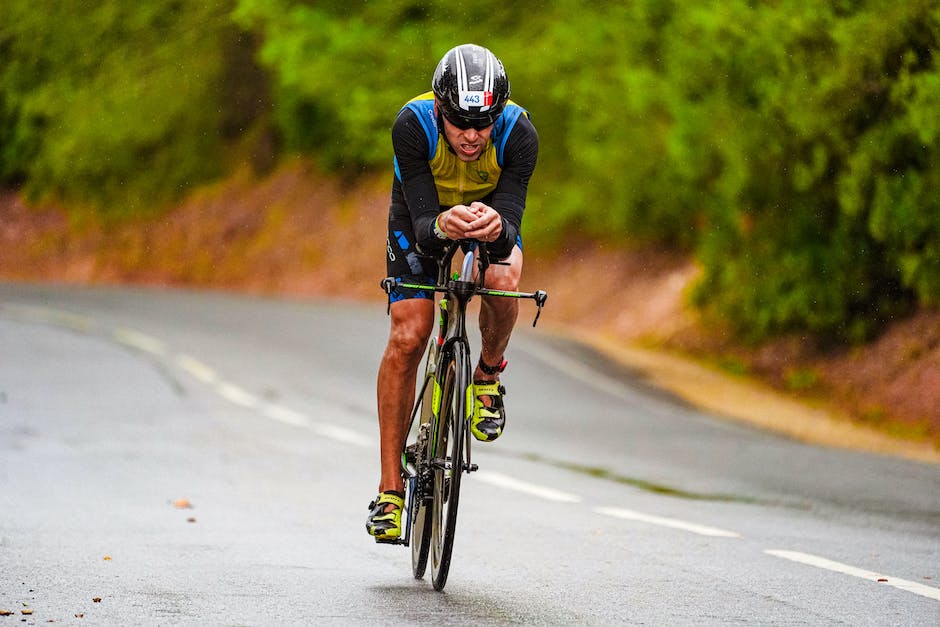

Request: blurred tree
left=0, top=0, right=266, bottom=216
left=684, top=1, right=939, bottom=340
left=2, top=0, right=937, bottom=341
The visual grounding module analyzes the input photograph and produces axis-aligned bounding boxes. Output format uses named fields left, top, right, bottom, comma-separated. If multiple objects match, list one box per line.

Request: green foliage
left=785, top=368, right=819, bottom=392
left=231, top=0, right=532, bottom=170
left=0, top=0, right=260, bottom=215
left=682, top=0, right=939, bottom=341
left=3, top=0, right=938, bottom=342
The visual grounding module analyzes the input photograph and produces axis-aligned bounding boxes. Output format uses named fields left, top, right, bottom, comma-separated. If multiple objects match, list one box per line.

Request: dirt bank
left=2, top=160, right=937, bottom=463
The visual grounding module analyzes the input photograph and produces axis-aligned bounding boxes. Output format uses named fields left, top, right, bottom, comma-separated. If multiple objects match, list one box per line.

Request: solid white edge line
left=594, top=506, right=741, bottom=538
left=766, top=550, right=940, bottom=602
left=475, top=471, right=582, bottom=503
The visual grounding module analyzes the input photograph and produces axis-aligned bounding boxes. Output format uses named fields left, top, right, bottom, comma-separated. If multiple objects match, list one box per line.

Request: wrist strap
left=433, top=215, right=448, bottom=240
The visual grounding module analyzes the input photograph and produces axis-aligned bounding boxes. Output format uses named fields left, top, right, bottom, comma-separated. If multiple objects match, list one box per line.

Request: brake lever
left=531, top=290, right=547, bottom=327
left=380, top=277, right=398, bottom=315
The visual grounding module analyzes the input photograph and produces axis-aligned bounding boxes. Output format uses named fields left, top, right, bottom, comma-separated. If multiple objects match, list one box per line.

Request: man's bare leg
left=476, top=246, right=523, bottom=382
left=376, top=298, right=434, bottom=494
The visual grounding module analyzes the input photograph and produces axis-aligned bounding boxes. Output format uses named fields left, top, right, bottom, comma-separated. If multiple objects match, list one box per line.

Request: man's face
left=437, top=104, right=494, bottom=162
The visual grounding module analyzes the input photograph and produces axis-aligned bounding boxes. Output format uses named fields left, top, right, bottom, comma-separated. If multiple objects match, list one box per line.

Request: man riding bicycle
left=367, top=43, right=539, bottom=541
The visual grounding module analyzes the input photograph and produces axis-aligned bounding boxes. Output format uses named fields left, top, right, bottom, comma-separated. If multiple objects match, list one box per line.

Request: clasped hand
left=438, top=202, right=502, bottom=242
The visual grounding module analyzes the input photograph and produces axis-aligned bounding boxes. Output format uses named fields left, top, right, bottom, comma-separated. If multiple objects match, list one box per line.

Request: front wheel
left=430, top=342, right=470, bottom=591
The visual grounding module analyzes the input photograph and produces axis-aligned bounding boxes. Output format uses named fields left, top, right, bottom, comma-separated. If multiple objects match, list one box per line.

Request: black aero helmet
left=432, top=44, right=510, bottom=128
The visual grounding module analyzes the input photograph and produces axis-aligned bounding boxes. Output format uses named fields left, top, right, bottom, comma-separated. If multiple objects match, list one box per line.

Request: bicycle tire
left=430, top=341, right=470, bottom=591
left=409, top=343, right=438, bottom=579
left=410, top=483, right=432, bottom=578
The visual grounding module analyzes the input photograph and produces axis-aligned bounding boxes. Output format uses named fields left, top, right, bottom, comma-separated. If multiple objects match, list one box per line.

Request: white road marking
left=594, top=506, right=741, bottom=538
left=312, top=423, right=373, bottom=448
left=113, top=328, right=167, bottom=356
left=172, top=356, right=373, bottom=446
left=1, top=303, right=52, bottom=319
left=475, top=471, right=582, bottom=503
left=216, top=382, right=261, bottom=408
left=263, top=404, right=311, bottom=427
left=2, top=304, right=92, bottom=331
left=766, top=550, right=940, bottom=602
left=175, top=354, right=218, bottom=384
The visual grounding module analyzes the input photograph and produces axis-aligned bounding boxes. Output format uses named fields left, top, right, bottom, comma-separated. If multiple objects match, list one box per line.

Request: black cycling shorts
left=385, top=215, right=522, bottom=302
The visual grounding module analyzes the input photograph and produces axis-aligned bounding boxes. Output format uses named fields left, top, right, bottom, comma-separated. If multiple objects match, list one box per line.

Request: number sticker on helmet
left=459, top=90, right=493, bottom=110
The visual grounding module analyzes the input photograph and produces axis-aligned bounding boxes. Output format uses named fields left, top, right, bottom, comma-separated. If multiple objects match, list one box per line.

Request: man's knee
left=386, top=300, right=434, bottom=361
left=485, top=246, right=523, bottom=291
left=388, top=323, right=431, bottom=359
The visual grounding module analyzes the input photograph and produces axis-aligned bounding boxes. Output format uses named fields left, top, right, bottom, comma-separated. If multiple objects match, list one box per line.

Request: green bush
left=681, top=1, right=939, bottom=340
left=0, top=0, right=257, bottom=216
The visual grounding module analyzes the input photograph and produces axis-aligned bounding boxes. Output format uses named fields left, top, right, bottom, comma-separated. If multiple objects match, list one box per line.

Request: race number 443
left=459, top=90, right=493, bottom=109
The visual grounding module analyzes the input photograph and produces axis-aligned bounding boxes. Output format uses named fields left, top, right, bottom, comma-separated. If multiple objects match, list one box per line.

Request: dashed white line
left=113, top=328, right=166, bottom=356
left=475, top=471, right=582, bottom=503
left=766, top=550, right=940, bottom=602
left=2, top=304, right=93, bottom=331
left=594, top=506, right=741, bottom=538
left=175, top=354, right=218, bottom=384
left=215, top=382, right=261, bottom=409
left=173, top=357, right=373, bottom=446
left=311, top=423, right=373, bottom=448
left=263, top=404, right=311, bottom=427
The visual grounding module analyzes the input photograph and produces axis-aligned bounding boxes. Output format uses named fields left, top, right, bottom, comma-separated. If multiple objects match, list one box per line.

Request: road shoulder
left=558, top=326, right=940, bottom=466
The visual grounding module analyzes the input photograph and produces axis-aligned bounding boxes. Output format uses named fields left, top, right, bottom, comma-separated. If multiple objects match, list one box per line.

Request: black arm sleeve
left=391, top=109, right=443, bottom=251
left=489, top=114, right=538, bottom=259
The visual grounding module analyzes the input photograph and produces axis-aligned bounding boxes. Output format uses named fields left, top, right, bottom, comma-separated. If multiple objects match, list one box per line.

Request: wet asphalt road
left=1, top=283, right=938, bottom=625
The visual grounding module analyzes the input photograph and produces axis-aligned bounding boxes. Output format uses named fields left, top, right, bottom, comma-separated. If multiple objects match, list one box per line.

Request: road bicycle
left=380, top=240, right=547, bottom=591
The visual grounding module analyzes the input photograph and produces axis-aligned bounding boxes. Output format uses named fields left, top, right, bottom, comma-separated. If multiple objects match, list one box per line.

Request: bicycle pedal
left=374, top=537, right=406, bottom=546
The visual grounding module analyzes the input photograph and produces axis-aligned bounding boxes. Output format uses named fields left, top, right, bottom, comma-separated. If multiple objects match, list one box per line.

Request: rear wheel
left=410, top=416, right=433, bottom=578
left=410, top=482, right=432, bottom=578
left=430, top=343, right=469, bottom=591
left=409, top=345, right=438, bottom=579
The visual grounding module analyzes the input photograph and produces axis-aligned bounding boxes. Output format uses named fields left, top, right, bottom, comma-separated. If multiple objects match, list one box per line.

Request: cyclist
left=367, top=43, right=539, bottom=541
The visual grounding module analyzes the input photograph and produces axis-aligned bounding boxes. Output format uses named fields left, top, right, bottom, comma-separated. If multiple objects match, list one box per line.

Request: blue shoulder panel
left=493, top=104, right=526, bottom=167
left=394, top=99, right=439, bottom=182
left=405, top=100, right=439, bottom=157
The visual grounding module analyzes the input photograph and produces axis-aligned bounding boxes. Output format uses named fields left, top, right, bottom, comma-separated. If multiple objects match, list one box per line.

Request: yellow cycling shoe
left=366, top=491, right=404, bottom=542
left=471, top=381, right=506, bottom=442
